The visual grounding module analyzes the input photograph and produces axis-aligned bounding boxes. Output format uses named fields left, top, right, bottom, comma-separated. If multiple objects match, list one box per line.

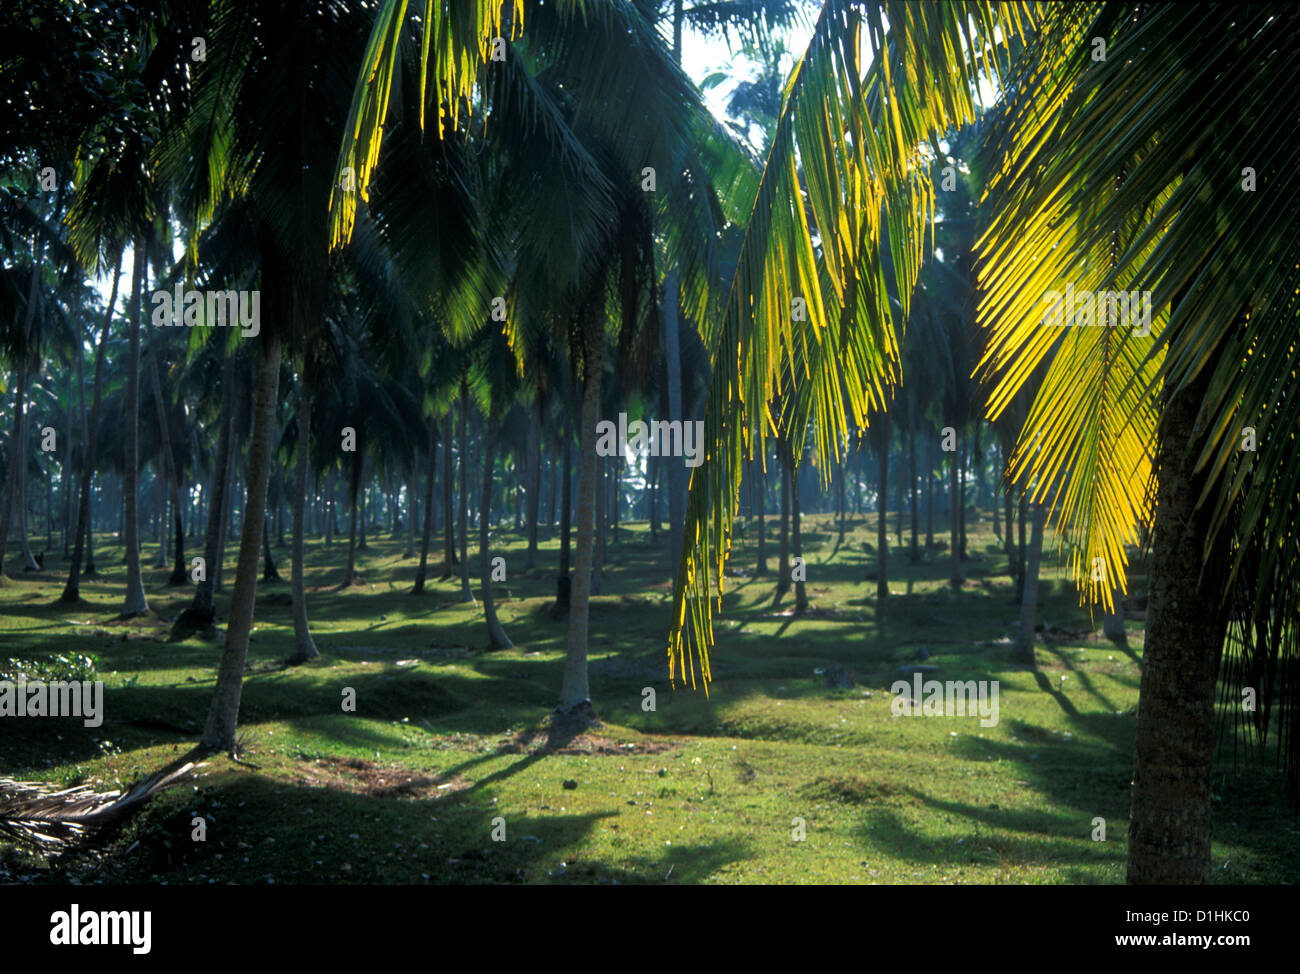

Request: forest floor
left=2, top=511, right=1296, bottom=884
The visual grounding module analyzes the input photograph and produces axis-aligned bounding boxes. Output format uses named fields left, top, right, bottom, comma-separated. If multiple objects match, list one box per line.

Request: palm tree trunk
left=325, top=474, right=334, bottom=547
left=776, top=437, right=791, bottom=598
left=909, top=426, right=919, bottom=562
left=62, top=371, right=74, bottom=558
left=1127, top=367, right=1228, bottom=884
left=457, top=377, right=473, bottom=603
left=648, top=452, right=658, bottom=541
left=558, top=307, right=604, bottom=716
left=480, top=399, right=512, bottom=649
left=119, top=238, right=149, bottom=617
left=592, top=454, right=606, bottom=596
left=754, top=443, right=767, bottom=575
left=61, top=255, right=119, bottom=599
left=876, top=419, right=889, bottom=601
left=147, top=341, right=186, bottom=585
left=358, top=474, right=368, bottom=550
left=413, top=414, right=437, bottom=593
left=404, top=467, right=417, bottom=557
left=288, top=379, right=318, bottom=663
left=1013, top=502, right=1045, bottom=663
left=1015, top=490, right=1027, bottom=600
left=663, top=271, right=685, bottom=577
left=440, top=411, right=456, bottom=578
left=554, top=430, right=573, bottom=615
left=193, top=348, right=236, bottom=619
left=525, top=395, right=541, bottom=570
left=201, top=333, right=282, bottom=751
left=925, top=435, right=935, bottom=551
left=343, top=451, right=360, bottom=585
left=790, top=441, right=807, bottom=614
left=949, top=427, right=963, bottom=587
left=1, top=360, right=29, bottom=576
left=1004, top=483, right=1017, bottom=589
left=548, top=450, right=558, bottom=534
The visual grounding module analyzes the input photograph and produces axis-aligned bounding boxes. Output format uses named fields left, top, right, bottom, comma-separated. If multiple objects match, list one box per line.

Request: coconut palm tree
left=671, top=0, right=1300, bottom=884
left=334, top=0, right=756, bottom=724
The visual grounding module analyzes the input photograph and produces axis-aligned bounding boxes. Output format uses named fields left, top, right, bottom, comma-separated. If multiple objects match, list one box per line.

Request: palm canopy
left=670, top=0, right=1300, bottom=777
left=667, top=0, right=1031, bottom=687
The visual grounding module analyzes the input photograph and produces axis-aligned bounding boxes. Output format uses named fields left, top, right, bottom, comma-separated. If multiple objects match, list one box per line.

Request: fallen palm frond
left=0, top=759, right=203, bottom=851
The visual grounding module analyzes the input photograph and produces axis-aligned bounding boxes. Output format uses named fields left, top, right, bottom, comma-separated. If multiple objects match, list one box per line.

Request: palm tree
left=335, top=0, right=755, bottom=724
left=672, top=0, right=1300, bottom=885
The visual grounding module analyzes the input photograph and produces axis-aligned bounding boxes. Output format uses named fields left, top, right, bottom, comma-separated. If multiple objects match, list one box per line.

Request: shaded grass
left=1, top=508, right=1294, bottom=884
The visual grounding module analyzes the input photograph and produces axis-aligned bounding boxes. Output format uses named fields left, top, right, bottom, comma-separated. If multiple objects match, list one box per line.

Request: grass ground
left=1, top=507, right=1295, bottom=884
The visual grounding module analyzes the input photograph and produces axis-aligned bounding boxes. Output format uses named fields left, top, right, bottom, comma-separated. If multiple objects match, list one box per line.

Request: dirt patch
left=498, top=727, right=680, bottom=757
left=293, top=756, right=470, bottom=800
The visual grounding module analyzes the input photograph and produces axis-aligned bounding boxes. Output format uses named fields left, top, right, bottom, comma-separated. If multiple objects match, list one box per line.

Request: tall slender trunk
left=174, top=346, right=235, bottom=629
left=663, top=271, right=685, bottom=579
left=1127, top=361, right=1228, bottom=884
left=554, top=430, right=572, bottom=614
left=201, top=333, right=282, bottom=751
left=1004, top=483, right=1017, bottom=588
left=648, top=453, right=658, bottom=541
left=404, top=467, right=417, bottom=558
left=592, top=454, right=606, bottom=596
left=895, top=438, right=904, bottom=546
left=357, top=476, right=368, bottom=550
left=776, top=436, right=790, bottom=598
left=876, top=418, right=889, bottom=602
left=1013, top=501, right=1045, bottom=663
left=908, top=426, right=919, bottom=561
left=547, top=450, right=558, bottom=533
left=558, top=308, right=603, bottom=716
left=525, top=395, right=541, bottom=570
left=925, top=435, right=935, bottom=551
left=325, top=475, right=334, bottom=547
left=440, top=411, right=456, bottom=578
left=754, top=443, right=767, bottom=575
left=261, top=514, right=280, bottom=581
left=480, top=400, right=512, bottom=649
left=119, top=238, right=149, bottom=617
left=148, top=338, right=186, bottom=585
left=949, top=426, right=964, bottom=587
left=457, top=378, right=473, bottom=603
left=1, top=211, right=47, bottom=578
left=958, top=439, right=968, bottom=558
left=1015, top=490, right=1027, bottom=600
left=288, top=379, right=318, bottom=662
left=413, top=414, right=437, bottom=593
left=343, top=451, right=361, bottom=585
left=790, top=442, right=807, bottom=614
left=0, top=362, right=30, bottom=576
left=62, top=370, right=73, bottom=558
left=61, top=256, right=119, bottom=599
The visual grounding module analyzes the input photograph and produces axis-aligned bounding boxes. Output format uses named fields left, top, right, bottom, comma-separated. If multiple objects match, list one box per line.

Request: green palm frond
left=330, top=0, right=524, bottom=249
left=668, top=0, right=1036, bottom=689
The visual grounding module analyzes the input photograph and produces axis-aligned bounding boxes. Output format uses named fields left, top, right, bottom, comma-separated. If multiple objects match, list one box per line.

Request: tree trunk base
left=171, top=606, right=216, bottom=641
left=551, top=575, right=571, bottom=619
left=549, top=699, right=599, bottom=745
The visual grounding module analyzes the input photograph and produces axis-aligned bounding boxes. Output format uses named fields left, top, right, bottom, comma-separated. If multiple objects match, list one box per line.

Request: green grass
left=1, top=509, right=1295, bottom=885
